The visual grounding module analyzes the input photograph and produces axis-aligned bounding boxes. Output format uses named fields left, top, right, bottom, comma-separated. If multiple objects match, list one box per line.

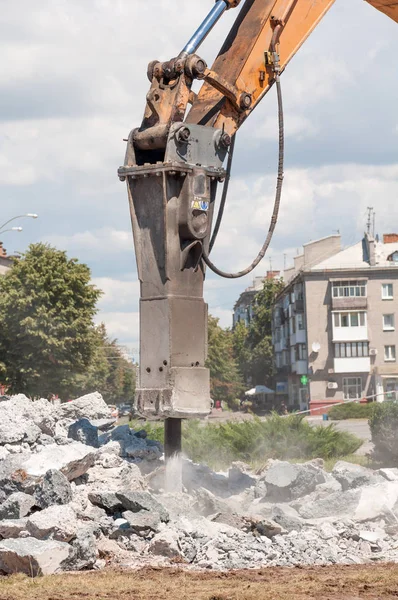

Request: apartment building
left=233, top=271, right=280, bottom=328
left=272, top=233, right=398, bottom=414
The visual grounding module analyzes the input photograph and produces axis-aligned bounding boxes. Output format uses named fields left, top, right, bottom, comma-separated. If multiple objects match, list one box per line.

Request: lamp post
left=0, top=227, right=23, bottom=234
left=0, top=213, right=38, bottom=234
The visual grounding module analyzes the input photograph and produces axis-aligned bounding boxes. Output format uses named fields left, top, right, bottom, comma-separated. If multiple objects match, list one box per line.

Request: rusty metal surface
left=365, top=0, right=398, bottom=23
left=186, top=0, right=336, bottom=135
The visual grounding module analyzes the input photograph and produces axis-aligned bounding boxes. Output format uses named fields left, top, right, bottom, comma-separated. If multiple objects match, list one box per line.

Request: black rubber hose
left=201, top=75, right=284, bottom=279
left=209, top=134, right=236, bottom=253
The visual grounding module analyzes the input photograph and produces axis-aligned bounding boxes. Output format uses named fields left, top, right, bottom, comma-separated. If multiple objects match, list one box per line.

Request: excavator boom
left=366, top=0, right=398, bottom=22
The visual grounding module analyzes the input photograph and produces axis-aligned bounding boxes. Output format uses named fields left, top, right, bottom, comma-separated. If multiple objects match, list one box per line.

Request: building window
left=343, top=377, right=362, bottom=400
left=387, top=251, right=398, bottom=263
left=382, top=284, right=394, bottom=300
left=297, top=314, right=305, bottom=330
left=383, top=314, right=395, bottom=331
left=332, top=280, right=367, bottom=298
left=333, top=312, right=366, bottom=327
left=275, top=353, right=282, bottom=368
left=385, top=345, right=396, bottom=362
left=295, top=344, right=307, bottom=361
left=334, top=342, right=369, bottom=358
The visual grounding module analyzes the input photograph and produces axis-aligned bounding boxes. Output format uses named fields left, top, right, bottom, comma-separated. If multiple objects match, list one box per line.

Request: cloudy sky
left=1, top=0, right=397, bottom=358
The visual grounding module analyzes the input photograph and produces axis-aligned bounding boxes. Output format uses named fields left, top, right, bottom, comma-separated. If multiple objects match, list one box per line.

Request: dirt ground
left=1, top=564, right=398, bottom=600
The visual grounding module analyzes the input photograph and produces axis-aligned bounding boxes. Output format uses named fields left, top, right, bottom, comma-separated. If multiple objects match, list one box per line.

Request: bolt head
left=177, top=127, right=191, bottom=143
left=220, top=133, right=232, bottom=148
left=240, top=93, right=252, bottom=110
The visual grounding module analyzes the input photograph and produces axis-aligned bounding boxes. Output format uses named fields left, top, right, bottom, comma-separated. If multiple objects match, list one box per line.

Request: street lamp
left=0, top=227, right=23, bottom=234
left=0, top=213, right=38, bottom=233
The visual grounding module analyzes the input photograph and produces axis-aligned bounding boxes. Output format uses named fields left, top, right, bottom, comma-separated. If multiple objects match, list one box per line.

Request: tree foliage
left=0, top=243, right=135, bottom=402
left=233, top=277, right=284, bottom=387
left=206, top=315, right=243, bottom=407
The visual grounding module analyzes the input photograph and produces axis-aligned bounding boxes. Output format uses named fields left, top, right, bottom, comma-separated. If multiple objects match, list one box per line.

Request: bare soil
left=1, top=564, right=398, bottom=600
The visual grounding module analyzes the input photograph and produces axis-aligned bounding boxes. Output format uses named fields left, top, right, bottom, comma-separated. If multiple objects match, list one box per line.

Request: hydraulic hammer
left=118, top=0, right=239, bottom=457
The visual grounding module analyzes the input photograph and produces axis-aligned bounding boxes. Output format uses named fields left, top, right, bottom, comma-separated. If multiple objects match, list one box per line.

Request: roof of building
left=311, top=240, right=398, bottom=271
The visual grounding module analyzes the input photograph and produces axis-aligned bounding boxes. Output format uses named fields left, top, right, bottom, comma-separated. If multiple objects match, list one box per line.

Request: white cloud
left=93, top=277, right=139, bottom=311
left=95, top=310, right=139, bottom=345
left=44, top=228, right=133, bottom=256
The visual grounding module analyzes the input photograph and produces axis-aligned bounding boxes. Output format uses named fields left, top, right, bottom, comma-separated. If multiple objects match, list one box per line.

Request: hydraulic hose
left=202, top=31, right=284, bottom=278
left=209, top=134, right=236, bottom=253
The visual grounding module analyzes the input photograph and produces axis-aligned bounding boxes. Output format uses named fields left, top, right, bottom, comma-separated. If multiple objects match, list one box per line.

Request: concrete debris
left=34, top=469, right=73, bottom=509
left=0, top=537, right=70, bottom=576
left=332, top=461, right=383, bottom=491
left=22, top=442, right=96, bottom=481
left=261, top=460, right=326, bottom=502
left=0, top=518, right=28, bottom=539
left=0, top=492, right=36, bottom=520
left=115, top=491, right=169, bottom=523
left=26, top=505, right=78, bottom=543
left=88, top=492, right=124, bottom=514
left=2, top=393, right=398, bottom=574
left=56, top=392, right=112, bottom=422
left=68, top=418, right=99, bottom=448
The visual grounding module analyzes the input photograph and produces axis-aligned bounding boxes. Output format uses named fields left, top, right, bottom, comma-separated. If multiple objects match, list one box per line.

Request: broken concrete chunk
left=68, top=418, right=99, bottom=448
left=85, top=463, right=145, bottom=493
left=34, top=469, right=73, bottom=509
left=0, top=518, right=28, bottom=539
left=270, top=504, right=304, bottom=532
left=26, top=504, right=78, bottom=542
left=0, top=492, right=36, bottom=520
left=61, top=525, right=98, bottom=571
left=22, top=442, right=96, bottom=481
left=56, top=392, right=112, bottom=422
left=148, top=530, right=182, bottom=559
left=0, top=537, right=70, bottom=576
left=116, top=491, right=169, bottom=522
left=377, top=468, right=398, bottom=482
left=261, top=460, right=326, bottom=502
left=332, top=461, right=382, bottom=491
left=297, top=489, right=362, bottom=520
left=88, top=492, right=124, bottom=513
left=122, top=510, right=161, bottom=535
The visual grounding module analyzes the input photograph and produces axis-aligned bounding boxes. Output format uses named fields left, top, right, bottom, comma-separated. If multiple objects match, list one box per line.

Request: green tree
left=234, top=278, right=284, bottom=387
left=0, top=243, right=101, bottom=398
left=206, top=315, right=244, bottom=408
left=232, top=320, right=251, bottom=384
left=68, top=323, right=136, bottom=403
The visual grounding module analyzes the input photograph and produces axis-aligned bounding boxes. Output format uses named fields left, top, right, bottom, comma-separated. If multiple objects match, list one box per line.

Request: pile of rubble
left=1, top=393, right=398, bottom=576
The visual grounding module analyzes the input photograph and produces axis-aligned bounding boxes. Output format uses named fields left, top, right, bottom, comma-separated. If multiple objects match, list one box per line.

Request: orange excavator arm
left=366, top=0, right=398, bottom=22
left=186, top=0, right=397, bottom=136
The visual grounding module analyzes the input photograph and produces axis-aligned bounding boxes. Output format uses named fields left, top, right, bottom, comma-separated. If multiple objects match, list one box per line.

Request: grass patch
left=132, top=413, right=362, bottom=470
left=328, top=402, right=375, bottom=420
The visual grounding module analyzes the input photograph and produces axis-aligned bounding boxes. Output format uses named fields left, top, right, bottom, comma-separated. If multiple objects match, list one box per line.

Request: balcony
left=295, top=329, right=306, bottom=344
left=332, top=297, right=367, bottom=311
left=295, top=298, right=304, bottom=312
left=332, top=326, right=368, bottom=342
left=292, top=360, right=308, bottom=375
left=334, top=357, right=371, bottom=373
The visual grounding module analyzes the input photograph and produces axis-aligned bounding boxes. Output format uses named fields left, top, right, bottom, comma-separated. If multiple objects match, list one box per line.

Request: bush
left=134, top=413, right=363, bottom=470
left=328, top=402, right=376, bottom=420
left=369, top=401, right=398, bottom=465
